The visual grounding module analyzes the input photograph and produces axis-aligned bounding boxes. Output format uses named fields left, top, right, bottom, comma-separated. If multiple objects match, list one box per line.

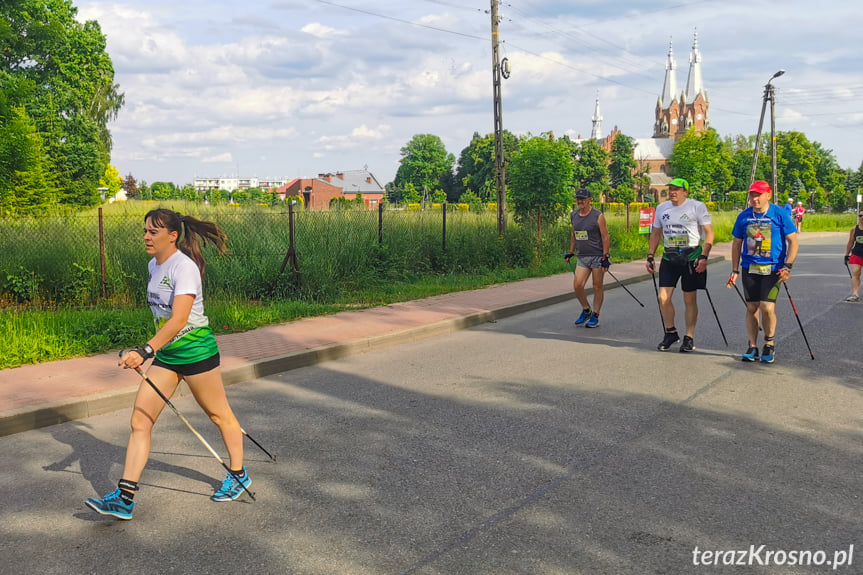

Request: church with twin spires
left=653, top=32, right=709, bottom=139
left=589, top=32, right=709, bottom=200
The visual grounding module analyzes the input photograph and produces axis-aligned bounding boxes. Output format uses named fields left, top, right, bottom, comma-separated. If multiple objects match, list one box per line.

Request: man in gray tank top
left=564, top=188, right=611, bottom=328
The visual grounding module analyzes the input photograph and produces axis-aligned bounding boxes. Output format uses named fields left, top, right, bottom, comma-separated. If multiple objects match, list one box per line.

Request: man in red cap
left=727, top=180, right=799, bottom=363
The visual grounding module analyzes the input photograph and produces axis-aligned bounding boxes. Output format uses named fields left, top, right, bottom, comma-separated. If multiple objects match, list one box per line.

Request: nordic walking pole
left=783, top=283, right=815, bottom=360
left=650, top=266, right=665, bottom=332
left=121, top=353, right=256, bottom=500
left=241, top=427, right=276, bottom=462
left=702, top=287, right=728, bottom=346
left=565, top=255, right=575, bottom=274
left=845, top=261, right=853, bottom=278
left=606, top=268, right=644, bottom=307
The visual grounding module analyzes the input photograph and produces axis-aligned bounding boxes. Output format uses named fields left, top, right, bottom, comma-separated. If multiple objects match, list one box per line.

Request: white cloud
left=203, top=152, right=234, bottom=163
left=74, top=0, right=863, bottom=185
left=301, top=22, right=348, bottom=38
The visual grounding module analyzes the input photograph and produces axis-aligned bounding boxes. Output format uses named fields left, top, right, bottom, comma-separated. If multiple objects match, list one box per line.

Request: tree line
left=390, top=127, right=862, bottom=221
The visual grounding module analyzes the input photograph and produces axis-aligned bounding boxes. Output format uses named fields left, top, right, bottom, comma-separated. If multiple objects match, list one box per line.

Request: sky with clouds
left=75, top=0, right=863, bottom=187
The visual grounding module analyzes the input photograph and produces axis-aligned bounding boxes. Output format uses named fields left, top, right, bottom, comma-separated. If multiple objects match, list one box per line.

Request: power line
left=314, top=0, right=486, bottom=41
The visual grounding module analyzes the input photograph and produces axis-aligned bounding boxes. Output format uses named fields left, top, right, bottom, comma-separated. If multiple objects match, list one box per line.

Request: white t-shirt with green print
left=147, top=250, right=218, bottom=364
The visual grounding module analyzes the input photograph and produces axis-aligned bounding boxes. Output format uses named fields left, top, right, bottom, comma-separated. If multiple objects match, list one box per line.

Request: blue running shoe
left=585, top=313, right=599, bottom=328
left=574, top=309, right=592, bottom=325
left=85, top=489, right=134, bottom=520
left=760, top=345, right=775, bottom=364
left=741, top=346, right=759, bottom=362
left=211, top=467, right=252, bottom=502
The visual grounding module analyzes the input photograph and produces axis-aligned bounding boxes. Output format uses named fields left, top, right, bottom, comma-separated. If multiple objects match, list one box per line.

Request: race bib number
left=750, top=263, right=773, bottom=276
left=666, top=234, right=689, bottom=248
left=574, top=230, right=588, bottom=241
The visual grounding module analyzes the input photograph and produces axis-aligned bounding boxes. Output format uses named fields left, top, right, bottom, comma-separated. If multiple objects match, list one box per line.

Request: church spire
left=590, top=91, right=603, bottom=140
left=659, top=39, right=677, bottom=109
left=684, top=30, right=704, bottom=104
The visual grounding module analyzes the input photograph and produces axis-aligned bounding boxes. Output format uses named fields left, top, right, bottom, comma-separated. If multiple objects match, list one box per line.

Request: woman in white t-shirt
left=85, top=209, right=250, bottom=520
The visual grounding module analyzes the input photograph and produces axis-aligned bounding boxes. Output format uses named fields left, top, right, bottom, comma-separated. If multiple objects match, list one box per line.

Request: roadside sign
left=639, top=207, right=655, bottom=234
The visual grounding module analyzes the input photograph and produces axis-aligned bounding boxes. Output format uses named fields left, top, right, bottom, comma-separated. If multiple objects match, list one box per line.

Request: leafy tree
left=178, top=184, right=198, bottom=202
left=611, top=185, right=637, bottom=205
left=150, top=182, right=177, bottom=201
left=459, top=190, right=483, bottom=211
left=393, top=134, right=455, bottom=196
left=508, top=136, right=574, bottom=224
left=123, top=173, right=140, bottom=199
left=99, top=164, right=123, bottom=198
left=775, top=131, right=818, bottom=196
left=454, top=131, right=518, bottom=203
left=669, top=127, right=733, bottom=201
left=568, top=138, right=609, bottom=191
left=431, top=189, right=447, bottom=203
left=0, top=102, right=56, bottom=212
left=2, top=0, right=124, bottom=207
left=401, top=183, right=421, bottom=204
left=608, top=134, right=636, bottom=189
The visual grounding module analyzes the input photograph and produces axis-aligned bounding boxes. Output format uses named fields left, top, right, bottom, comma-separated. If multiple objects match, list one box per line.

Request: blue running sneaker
left=85, top=489, right=134, bottom=520
left=760, top=345, right=775, bottom=364
left=741, top=346, right=760, bottom=362
left=574, top=308, right=592, bottom=325
left=585, top=312, right=599, bottom=328
left=211, top=467, right=252, bottom=502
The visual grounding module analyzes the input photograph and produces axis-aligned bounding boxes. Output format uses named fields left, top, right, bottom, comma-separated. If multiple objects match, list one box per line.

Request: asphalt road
left=1, top=234, right=860, bottom=575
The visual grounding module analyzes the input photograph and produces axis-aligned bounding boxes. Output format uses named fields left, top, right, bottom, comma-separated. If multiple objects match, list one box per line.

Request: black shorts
left=152, top=353, right=220, bottom=377
left=741, top=268, right=780, bottom=303
left=658, top=258, right=706, bottom=292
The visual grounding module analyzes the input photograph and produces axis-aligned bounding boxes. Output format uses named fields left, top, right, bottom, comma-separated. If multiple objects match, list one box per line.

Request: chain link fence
left=1, top=204, right=569, bottom=306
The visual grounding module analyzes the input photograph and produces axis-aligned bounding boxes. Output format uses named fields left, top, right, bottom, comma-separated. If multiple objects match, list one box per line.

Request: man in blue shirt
left=727, top=181, right=799, bottom=363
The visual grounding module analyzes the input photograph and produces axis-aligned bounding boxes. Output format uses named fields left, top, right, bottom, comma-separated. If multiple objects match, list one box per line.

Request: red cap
left=748, top=180, right=771, bottom=194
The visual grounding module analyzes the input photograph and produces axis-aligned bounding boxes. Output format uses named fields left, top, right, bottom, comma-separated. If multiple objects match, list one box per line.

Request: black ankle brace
left=118, top=479, right=139, bottom=492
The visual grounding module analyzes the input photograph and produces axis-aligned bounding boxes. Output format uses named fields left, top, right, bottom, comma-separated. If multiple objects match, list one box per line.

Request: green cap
left=668, top=178, right=689, bottom=191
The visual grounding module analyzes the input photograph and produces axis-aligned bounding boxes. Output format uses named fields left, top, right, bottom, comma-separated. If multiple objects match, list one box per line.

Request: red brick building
left=274, top=169, right=385, bottom=209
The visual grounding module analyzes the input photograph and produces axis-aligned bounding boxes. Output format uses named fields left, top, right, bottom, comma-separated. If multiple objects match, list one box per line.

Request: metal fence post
left=98, top=207, right=107, bottom=299
left=279, top=202, right=299, bottom=274
left=378, top=202, right=383, bottom=245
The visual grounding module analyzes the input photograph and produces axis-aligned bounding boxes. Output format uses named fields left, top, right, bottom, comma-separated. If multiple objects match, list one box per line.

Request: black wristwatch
left=134, top=343, right=155, bottom=360
left=784, top=262, right=793, bottom=270
left=697, top=254, right=708, bottom=261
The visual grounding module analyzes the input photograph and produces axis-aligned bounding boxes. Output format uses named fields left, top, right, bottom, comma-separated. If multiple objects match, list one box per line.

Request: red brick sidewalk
left=1, top=245, right=731, bottom=437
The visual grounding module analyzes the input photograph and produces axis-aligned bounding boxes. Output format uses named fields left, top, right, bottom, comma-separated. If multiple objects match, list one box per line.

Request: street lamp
left=749, top=69, right=785, bottom=203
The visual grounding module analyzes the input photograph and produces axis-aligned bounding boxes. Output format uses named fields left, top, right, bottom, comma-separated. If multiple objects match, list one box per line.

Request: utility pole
left=490, top=0, right=506, bottom=234
left=769, top=82, right=778, bottom=205
left=749, top=70, right=784, bottom=204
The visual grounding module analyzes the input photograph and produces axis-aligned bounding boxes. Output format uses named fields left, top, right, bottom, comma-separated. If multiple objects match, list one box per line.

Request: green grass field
left=0, top=203, right=855, bottom=369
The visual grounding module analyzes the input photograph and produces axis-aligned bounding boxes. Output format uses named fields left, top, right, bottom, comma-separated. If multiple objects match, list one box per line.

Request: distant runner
left=843, top=209, right=863, bottom=302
